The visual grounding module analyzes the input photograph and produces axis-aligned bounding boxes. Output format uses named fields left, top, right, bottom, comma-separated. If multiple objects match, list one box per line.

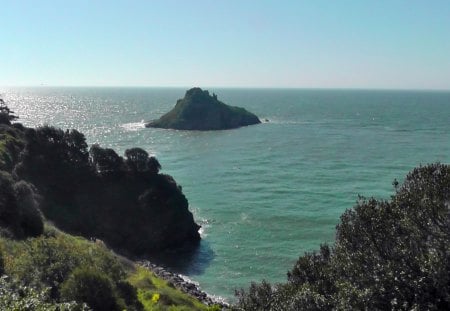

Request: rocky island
left=146, top=87, right=261, bottom=130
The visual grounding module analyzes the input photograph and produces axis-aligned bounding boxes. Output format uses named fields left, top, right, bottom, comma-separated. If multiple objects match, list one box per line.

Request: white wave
left=177, top=274, right=230, bottom=305
left=178, top=274, right=200, bottom=286
left=120, top=120, right=146, bottom=131
left=262, top=117, right=313, bottom=125
left=198, top=218, right=212, bottom=238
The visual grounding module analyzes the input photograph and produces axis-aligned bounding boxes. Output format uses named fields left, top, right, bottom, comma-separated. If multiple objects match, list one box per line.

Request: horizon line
left=2, top=85, right=450, bottom=92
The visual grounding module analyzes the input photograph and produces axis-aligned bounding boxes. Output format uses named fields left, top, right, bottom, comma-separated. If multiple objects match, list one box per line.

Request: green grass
left=1, top=224, right=221, bottom=310
left=128, top=266, right=220, bottom=311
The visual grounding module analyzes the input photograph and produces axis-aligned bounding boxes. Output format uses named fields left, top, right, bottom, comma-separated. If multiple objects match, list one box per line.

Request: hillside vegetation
left=0, top=99, right=200, bottom=257
left=0, top=99, right=215, bottom=310
left=0, top=224, right=219, bottom=310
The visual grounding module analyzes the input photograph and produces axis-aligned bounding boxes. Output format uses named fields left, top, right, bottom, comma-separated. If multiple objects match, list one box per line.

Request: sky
left=1, top=0, right=450, bottom=89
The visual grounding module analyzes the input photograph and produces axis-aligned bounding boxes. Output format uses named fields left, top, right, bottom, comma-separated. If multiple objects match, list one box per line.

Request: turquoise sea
left=3, top=87, right=450, bottom=301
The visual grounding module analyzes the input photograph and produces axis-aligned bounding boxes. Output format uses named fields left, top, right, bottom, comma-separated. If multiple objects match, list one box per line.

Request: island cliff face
left=146, top=88, right=261, bottom=130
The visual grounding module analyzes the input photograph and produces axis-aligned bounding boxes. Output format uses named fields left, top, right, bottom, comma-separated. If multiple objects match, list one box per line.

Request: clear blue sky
left=1, top=0, right=450, bottom=89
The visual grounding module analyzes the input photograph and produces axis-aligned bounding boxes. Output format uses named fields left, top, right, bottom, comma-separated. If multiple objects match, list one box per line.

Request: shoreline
left=138, top=260, right=229, bottom=308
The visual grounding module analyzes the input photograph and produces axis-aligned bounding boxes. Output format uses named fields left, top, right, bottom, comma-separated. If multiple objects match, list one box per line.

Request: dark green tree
left=0, top=99, right=18, bottom=125
left=60, top=267, right=119, bottom=311
left=0, top=172, right=43, bottom=238
left=124, top=148, right=160, bottom=174
left=89, top=144, right=124, bottom=175
left=125, top=147, right=149, bottom=172
left=13, top=180, right=44, bottom=237
left=147, top=156, right=161, bottom=175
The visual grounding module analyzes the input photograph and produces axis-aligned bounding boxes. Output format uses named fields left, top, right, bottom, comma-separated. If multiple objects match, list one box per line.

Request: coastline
left=138, top=260, right=229, bottom=308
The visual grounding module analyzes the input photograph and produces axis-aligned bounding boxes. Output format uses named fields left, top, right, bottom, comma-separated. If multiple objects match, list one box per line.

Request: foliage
left=14, top=126, right=91, bottom=188
left=89, top=144, right=125, bottom=176
left=0, top=123, right=25, bottom=171
left=11, top=123, right=199, bottom=256
left=0, top=99, right=18, bottom=125
left=3, top=230, right=125, bottom=295
left=234, top=280, right=275, bottom=311
left=1, top=226, right=207, bottom=311
left=13, top=180, right=44, bottom=237
left=0, top=102, right=207, bottom=310
left=60, top=267, right=119, bottom=311
left=0, top=275, right=90, bottom=311
left=0, top=171, right=43, bottom=238
left=116, top=279, right=143, bottom=310
left=1, top=227, right=147, bottom=310
left=0, top=243, right=4, bottom=275
left=125, top=147, right=161, bottom=174
left=235, top=163, right=450, bottom=310
left=128, top=266, right=212, bottom=311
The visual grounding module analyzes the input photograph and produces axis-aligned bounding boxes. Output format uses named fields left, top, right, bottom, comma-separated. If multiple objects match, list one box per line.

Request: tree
left=13, top=180, right=44, bottom=237
left=60, top=267, right=119, bottom=311
left=0, top=172, right=43, bottom=238
left=147, top=156, right=161, bottom=175
left=0, top=99, right=18, bottom=125
left=0, top=276, right=89, bottom=311
left=124, top=148, right=160, bottom=174
left=89, top=144, right=124, bottom=175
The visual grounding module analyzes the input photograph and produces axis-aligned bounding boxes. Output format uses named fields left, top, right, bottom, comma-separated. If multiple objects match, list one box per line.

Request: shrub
left=5, top=233, right=125, bottom=296
left=0, top=171, right=43, bottom=238
left=0, top=275, right=89, bottom=311
left=14, top=180, right=44, bottom=237
left=0, top=246, right=4, bottom=275
left=115, top=280, right=143, bottom=311
left=60, top=267, right=118, bottom=311
left=0, top=99, right=18, bottom=125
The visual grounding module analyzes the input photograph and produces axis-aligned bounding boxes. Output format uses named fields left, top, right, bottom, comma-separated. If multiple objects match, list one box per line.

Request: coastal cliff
left=146, top=88, right=261, bottom=130
left=0, top=100, right=216, bottom=310
left=0, top=99, right=200, bottom=256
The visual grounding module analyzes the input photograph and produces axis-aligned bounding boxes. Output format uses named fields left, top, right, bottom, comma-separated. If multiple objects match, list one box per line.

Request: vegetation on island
left=0, top=99, right=215, bottom=310
left=146, top=88, right=261, bottom=130
left=234, top=163, right=450, bottom=310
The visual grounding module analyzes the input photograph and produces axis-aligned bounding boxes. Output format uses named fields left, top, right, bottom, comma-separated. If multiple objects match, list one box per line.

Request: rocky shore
left=139, top=260, right=229, bottom=308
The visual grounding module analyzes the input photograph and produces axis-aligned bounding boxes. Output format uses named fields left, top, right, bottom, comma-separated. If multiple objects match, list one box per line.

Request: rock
left=146, top=88, right=261, bottom=130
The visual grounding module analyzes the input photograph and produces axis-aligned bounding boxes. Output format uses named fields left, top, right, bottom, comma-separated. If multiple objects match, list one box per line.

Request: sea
left=2, top=87, right=450, bottom=301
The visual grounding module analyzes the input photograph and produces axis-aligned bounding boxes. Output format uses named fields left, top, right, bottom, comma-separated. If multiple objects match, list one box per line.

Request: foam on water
left=120, top=120, right=146, bottom=131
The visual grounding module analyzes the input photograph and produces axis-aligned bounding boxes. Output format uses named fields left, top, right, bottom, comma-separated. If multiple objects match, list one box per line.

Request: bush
left=0, top=99, right=18, bottom=125
left=0, top=171, right=43, bottom=238
left=60, top=267, right=118, bottom=311
left=5, top=232, right=125, bottom=297
left=0, top=246, right=4, bottom=276
left=0, top=275, right=89, bottom=311
left=14, top=180, right=44, bottom=237
left=115, top=280, right=143, bottom=311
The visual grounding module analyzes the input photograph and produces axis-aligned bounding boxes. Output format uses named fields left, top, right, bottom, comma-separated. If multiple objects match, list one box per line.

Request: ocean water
left=3, top=87, right=450, bottom=301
